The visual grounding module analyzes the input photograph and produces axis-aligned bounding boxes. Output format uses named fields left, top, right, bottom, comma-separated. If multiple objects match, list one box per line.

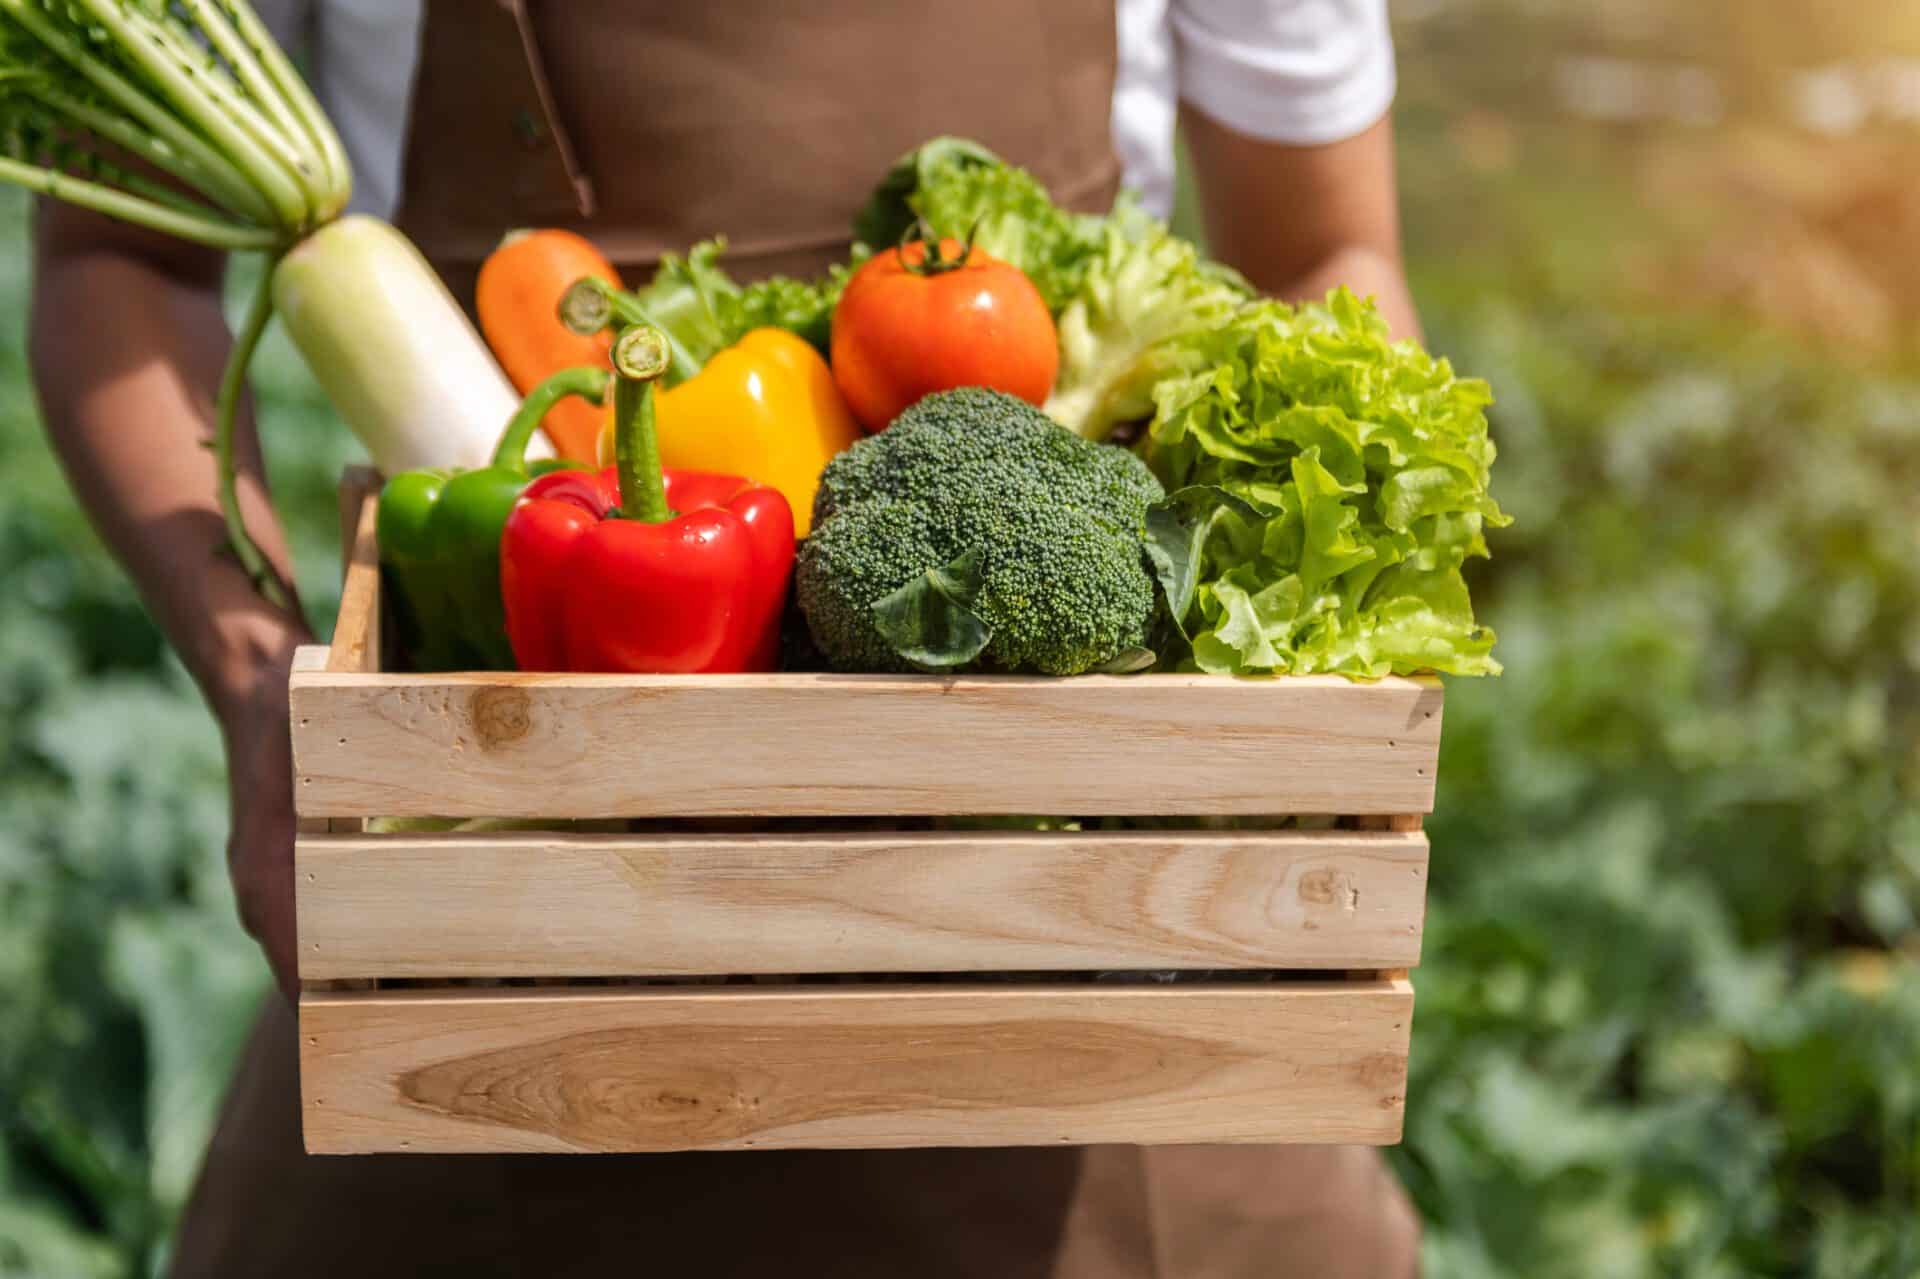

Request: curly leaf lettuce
left=1045, top=219, right=1250, bottom=440
left=856, top=135, right=1107, bottom=310
left=1143, top=289, right=1509, bottom=678
left=632, top=236, right=859, bottom=359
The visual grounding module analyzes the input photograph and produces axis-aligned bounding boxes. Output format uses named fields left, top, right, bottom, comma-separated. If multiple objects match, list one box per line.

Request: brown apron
left=171, top=4, right=1419, bottom=1273
left=397, top=0, right=1125, bottom=297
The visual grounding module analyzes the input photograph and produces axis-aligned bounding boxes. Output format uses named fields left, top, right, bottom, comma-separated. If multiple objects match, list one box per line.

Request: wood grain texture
left=289, top=672, right=1443, bottom=818
left=299, top=979, right=1413, bottom=1153
left=295, top=829, right=1428, bottom=979
left=326, top=473, right=381, bottom=675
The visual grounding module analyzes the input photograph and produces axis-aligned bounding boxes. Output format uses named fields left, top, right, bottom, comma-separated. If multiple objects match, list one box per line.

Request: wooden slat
left=296, top=829, right=1428, bottom=979
left=289, top=672, right=1443, bottom=818
left=326, top=473, right=381, bottom=674
left=299, top=979, right=1413, bottom=1153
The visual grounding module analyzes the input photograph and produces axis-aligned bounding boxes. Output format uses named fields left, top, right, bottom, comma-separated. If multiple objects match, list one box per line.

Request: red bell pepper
left=501, top=325, right=795, bottom=673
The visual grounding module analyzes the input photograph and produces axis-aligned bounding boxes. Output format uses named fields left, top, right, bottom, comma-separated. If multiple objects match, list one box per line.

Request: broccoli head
left=795, top=388, right=1165, bottom=675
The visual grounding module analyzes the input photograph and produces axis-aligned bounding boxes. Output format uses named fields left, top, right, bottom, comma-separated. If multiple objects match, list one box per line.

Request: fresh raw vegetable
left=796, top=388, right=1164, bottom=675
left=831, top=233, right=1058, bottom=432
left=475, top=228, right=621, bottom=462
left=855, top=136, right=1106, bottom=311
left=0, top=0, right=517, bottom=609
left=1044, top=220, right=1251, bottom=441
left=273, top=217, right=519, bottom=472
left=376, top=368, right=601, bottom=672
left=592, top=327, right=859, bottom=537
left=1141, top=290, right=1509, bottom=678
left=502, top=327, right=794, bottom=674
left=858, top=140, right=1508, bottom=680
left=627, top=236, right=861, bottom=359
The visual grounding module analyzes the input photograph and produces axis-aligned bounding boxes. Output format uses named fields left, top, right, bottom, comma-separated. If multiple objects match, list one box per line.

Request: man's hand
left=32, top=201, right=309, bottom=1000
left=221, top=636, right=310, bottom=1000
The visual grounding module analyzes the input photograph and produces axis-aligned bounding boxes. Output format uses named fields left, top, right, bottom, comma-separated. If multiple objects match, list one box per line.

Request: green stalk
left=218, top=0, right=350, bottom=216
left=112, top=3, right=322, bottom=223
left=0, top=152, right=279, bottom=250
left=610, top=326, right=673, bottom=524
left=176, top=0, right=319, bottom=186
left=215, top=255, right=294, bottom=611
left=558, top=276, right=703, bottom=386
left=49, top=140, right=246, bottom=224
left=0, top=0, right=278, bottom=225
left=67, top=0, right=308, bottom=229
left=27, top=82, right=272, bottom=223
left=493, top=366, right=610, bottom=470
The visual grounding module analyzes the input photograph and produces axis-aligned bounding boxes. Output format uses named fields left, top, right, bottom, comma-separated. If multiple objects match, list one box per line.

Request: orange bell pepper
left=596, top=327, right=859, bottom=536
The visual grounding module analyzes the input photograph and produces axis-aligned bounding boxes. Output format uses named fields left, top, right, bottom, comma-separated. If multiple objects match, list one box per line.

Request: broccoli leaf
left=1144, top=484, right=1269, bottom=638
left=1090, top=646, right=1158, bottom=674
left=870, top=548, right=993, bottom=669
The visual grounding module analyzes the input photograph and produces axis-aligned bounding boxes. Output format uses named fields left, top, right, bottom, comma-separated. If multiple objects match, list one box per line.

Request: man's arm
left=30, top=202, right=307, bottom=997
left=1182, top=109, right=1421, bottom=343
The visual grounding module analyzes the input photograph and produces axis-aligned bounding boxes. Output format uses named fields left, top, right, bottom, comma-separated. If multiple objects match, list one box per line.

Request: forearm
left=1182, top=108, right=1421, bottom=342
left=1260, top=244, right=1419, bottom=345
left=29, top=206, right=310, bottom=732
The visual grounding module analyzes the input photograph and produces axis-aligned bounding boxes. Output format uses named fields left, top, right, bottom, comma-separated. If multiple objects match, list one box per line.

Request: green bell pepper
left=377, top=367, right=610, bottom=670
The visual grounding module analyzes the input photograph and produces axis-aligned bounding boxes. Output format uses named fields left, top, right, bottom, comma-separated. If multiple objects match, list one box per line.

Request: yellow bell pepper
left=597, top=328, right=860, bottom=536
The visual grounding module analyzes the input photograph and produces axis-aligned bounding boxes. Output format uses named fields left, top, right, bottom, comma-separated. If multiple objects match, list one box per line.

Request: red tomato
left=830, top=236, right=1058, bottom=432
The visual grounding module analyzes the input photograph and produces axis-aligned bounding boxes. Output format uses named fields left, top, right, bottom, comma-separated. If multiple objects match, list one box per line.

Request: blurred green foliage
left=6, top=10, right=1920, bottom=1270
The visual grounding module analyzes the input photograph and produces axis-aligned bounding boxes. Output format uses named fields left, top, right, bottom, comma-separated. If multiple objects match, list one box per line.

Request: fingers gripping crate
left=289, top=469, right=1439, bottom=1155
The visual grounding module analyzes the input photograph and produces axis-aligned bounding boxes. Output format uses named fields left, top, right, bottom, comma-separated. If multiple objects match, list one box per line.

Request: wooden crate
left=290, top=468, right=1439, bottom=1155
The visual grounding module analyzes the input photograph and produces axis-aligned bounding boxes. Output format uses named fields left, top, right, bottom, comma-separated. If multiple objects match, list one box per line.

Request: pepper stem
left=558, top=275, right=704, bottom=386
left=611, top=325, right=674, bottom=524
left=492, top=366, right=611, bottom=469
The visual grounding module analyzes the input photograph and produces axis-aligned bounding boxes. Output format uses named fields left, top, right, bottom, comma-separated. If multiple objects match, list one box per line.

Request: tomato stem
left=897, top=217, right=980, bottom=277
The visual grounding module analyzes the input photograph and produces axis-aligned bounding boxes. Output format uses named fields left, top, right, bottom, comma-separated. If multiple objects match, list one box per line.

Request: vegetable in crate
left=502, top=327, right=795, bottom=674
left=0, top=0, right=518, bottom=609
left=831, top=231, right=1058, bottom=433
left=378, top=369, right=604, bottom=671
left=589, top=328, right=860, bottom=538
left=796, top=388, right=1163, bottom=675
left=476, top=229, right=623, bottom=462
left=856, top=137, right=1258, bottom=441
left=1141, top=290, right=1510, bottom=678
left=565, top=282, right=860, bottom=535
left=622, top=236, right=861, bottom=360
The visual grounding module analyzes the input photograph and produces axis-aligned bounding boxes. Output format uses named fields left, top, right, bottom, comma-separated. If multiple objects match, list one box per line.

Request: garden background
left=4, top=0, right=1919, bottom=1274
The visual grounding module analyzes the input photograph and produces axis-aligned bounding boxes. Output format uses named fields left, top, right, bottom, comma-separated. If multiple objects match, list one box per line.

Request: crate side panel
left=300, top=981, right=1412, bottom=1153
left=296, top=830, right=1428, bottom=979
left=326, top=471, right=382, bottom=675
left=289, top=673, right=1442, bottom=818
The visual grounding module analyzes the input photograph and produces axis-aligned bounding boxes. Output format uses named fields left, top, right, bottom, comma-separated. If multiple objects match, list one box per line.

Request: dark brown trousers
left=168, top=998, right=1419, bottom=1277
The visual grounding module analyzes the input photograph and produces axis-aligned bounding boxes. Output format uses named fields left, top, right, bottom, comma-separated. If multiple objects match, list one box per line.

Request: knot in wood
left=469, top=686, right=532, bottom=749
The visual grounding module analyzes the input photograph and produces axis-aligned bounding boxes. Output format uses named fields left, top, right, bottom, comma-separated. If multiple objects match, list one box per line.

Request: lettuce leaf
left=630, top=236, right=859, bottom=360
left=1142, top=289, right=1510, bottom=678
left=1044, top=218, right=1250, bottom=440
left=857, top=135, right=1106, bottom=310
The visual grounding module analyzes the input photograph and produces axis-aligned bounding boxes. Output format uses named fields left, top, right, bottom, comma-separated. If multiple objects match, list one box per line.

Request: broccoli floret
left=796, top=388, right=1165, bottom=675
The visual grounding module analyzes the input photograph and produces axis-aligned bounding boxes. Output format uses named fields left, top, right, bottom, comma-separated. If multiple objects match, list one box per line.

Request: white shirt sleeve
left=1170, top=0, right=1396, bottom=145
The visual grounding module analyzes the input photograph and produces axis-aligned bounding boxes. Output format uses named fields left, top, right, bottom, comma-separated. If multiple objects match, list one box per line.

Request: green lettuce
left=630, top=236, right=861, bottom=359
left=854, top=136, right=1105, bottom=310
left=1044, top=217, right=1251, bottom=440
left=1142, top=289, right=1510, bottom=678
